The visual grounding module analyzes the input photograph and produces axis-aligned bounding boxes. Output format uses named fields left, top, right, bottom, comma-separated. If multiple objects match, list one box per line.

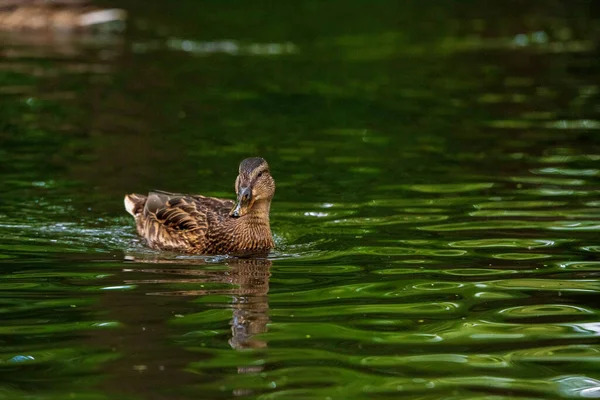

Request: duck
left=0, top=0, right=126, bottom=32
left=124, top=157, right=275, bottom=256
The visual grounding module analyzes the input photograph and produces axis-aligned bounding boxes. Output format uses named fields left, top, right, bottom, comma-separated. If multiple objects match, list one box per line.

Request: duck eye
left=257, top=171, right=263, bottom=178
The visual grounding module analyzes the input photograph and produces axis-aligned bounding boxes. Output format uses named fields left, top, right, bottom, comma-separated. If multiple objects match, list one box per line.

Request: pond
left=1, top=1, right=599, bottom=399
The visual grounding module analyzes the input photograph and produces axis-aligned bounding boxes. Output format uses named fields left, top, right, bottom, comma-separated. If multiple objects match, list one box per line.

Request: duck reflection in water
left=124, top=255, right=271, bottom=351
left=226, top=259, right=270, bottom=351
left=93, top=255, right=270, bottom=399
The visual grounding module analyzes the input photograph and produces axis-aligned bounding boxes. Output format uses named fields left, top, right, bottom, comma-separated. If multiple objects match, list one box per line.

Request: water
left=1, top=1, right=600, bottom=399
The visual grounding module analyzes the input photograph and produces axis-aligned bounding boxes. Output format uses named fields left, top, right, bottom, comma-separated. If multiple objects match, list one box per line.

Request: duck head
left=230, top=157, right=275, bottom=218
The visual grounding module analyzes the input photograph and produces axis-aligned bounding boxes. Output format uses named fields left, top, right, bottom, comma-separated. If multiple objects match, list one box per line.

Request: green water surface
left=1, top=1, right=600, bottom=399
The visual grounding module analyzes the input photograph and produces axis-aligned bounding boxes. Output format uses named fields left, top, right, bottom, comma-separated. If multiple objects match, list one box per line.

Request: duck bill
left=230, top=201, right=247, bottom=217
left=230, top=187, right=252, bottom=217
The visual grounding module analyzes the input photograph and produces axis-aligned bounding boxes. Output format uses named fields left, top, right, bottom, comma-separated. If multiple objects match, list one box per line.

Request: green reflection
left=401, top=183, right=494, bottom=193
left=498, top=304, right=595, bottom=318
left=448, top=238, right=561, bottom=248
left=492, top=253, right=552, bottom=260
left=1, top=1, right=599, bottom=399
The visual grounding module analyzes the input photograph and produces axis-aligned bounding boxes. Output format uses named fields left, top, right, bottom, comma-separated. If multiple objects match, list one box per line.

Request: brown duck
left=124, top=157, right=275, bottom=256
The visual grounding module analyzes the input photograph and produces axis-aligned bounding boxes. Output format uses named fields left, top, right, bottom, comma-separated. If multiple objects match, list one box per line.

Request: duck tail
left=124, top=193, right=147, bottom=217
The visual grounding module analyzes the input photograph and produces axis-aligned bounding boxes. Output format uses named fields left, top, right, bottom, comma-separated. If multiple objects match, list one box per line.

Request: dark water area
left=1, top=1, right=600, bottom=399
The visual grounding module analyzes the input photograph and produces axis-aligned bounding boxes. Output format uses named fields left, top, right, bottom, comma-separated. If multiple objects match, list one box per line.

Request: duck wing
left=145, top=191, right=208, bottom=232
left=147, top=191, right=235, bottom=221
left=135, top=191, right=207, bottom=251
left=139, top=191, right=235, bottom=251
left=190, top=194, right=235, bottom=219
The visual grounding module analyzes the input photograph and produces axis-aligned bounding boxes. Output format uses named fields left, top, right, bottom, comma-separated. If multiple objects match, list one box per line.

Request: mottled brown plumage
left=0, top=0, right=126, bottom=31
left=124, top=157, right=275, bottom=256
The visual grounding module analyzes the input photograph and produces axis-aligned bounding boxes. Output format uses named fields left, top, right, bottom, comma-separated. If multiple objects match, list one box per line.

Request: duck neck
left=247, top=199, right=271, bottom=226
